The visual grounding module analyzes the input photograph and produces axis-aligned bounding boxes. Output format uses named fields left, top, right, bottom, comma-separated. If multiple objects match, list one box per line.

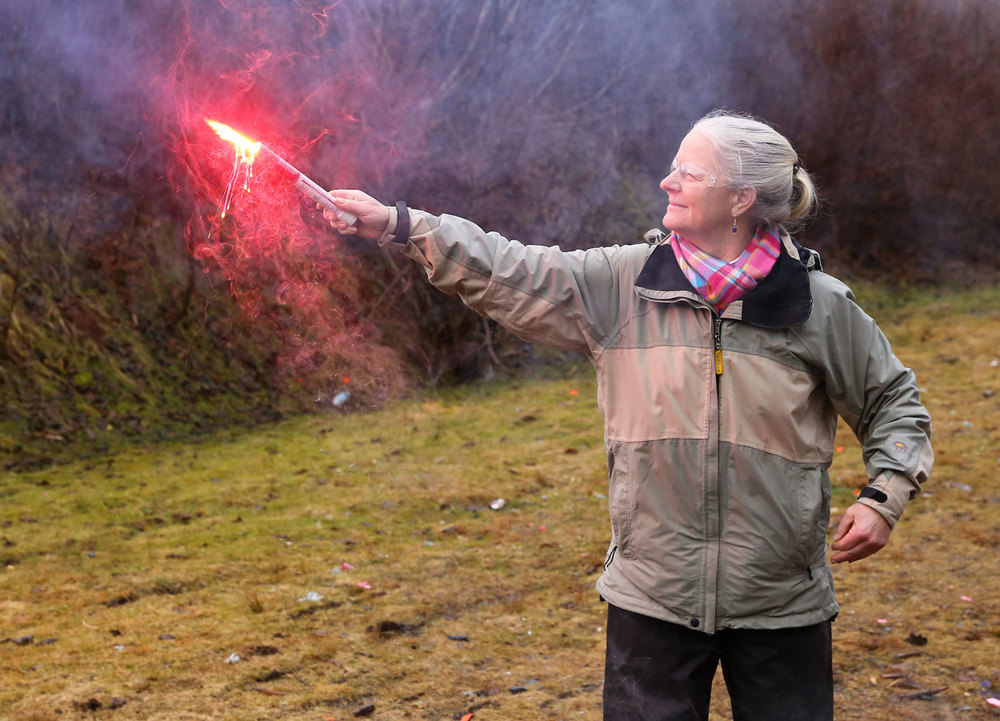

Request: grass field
left=2, top=284, right=999, bottom=721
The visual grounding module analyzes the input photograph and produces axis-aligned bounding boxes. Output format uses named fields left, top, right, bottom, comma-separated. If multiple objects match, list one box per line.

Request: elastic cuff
left=856, top=470, right=913, bottom=528
left=858, top=486, right=888, bottom=503
left=391, top=201, right=410, bottom=244
left=377, top=202, right=409, bottom=247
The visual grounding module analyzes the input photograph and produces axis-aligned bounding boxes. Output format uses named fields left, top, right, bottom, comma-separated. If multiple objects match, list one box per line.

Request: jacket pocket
left=607, top=441, right=637, bottom=559
left=796, top=465, right=831, bottom=567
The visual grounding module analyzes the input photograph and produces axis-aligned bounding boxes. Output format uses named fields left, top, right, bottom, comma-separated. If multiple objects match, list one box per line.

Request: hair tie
left=792, top=160, right=802, bottom=173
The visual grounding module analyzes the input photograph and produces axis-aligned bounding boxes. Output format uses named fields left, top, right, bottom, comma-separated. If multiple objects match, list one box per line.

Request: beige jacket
left=382, top=208, right=933, bottom=633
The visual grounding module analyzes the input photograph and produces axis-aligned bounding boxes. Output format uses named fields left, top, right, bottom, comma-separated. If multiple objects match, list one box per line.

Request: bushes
left=1, top=0, right=998, bottom=464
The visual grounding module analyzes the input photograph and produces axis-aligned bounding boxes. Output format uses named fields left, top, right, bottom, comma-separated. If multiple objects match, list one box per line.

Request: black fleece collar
left=633, top=236, right=819, bottom=329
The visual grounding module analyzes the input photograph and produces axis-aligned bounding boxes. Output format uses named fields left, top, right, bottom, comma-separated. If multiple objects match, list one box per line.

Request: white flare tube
left=260, top=146, right=357, bottom=226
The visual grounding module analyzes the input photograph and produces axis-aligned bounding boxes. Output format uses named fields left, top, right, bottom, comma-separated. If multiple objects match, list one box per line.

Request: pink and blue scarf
left=671, top=227, right=781, bottom=313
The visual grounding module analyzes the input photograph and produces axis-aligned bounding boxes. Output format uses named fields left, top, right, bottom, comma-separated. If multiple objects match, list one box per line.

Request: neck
left=679, top=226, right=755, bottom=261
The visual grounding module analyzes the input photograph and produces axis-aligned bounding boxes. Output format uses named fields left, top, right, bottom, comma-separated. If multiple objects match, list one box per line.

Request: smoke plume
left=2, top=0, right=998, bottom=393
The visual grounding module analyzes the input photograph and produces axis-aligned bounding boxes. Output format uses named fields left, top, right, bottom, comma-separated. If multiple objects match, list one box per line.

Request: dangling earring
left=732, top=215, right=738, bottom=235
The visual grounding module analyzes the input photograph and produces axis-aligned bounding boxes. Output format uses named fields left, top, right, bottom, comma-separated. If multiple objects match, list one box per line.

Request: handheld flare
left=258, top=146, right=357, bottom=225
left=205, top=119, right=357, bottom=226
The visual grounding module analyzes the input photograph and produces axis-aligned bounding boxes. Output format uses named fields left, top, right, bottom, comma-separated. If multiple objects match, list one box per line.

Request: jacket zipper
left=713, top=316, right=723, bottom=375
left=705, top=313, right=722, bottom=631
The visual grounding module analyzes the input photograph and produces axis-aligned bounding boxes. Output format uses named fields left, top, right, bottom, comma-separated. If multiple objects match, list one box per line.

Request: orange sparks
left=206, top=119, right=261, bottom=159
left=205, top=119, right=262, bottom=218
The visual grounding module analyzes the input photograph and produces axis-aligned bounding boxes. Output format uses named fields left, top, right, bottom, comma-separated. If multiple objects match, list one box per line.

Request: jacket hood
left=633, top=231, right=822, bottom=329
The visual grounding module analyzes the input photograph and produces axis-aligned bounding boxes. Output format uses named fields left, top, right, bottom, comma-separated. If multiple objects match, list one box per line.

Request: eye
left=678, top=162, right=716, bottom=186
left=679, top=163, right=703, bottom=182
left=669, top=160, right=693, bottom=181
left=669, top=160, right=716, bottom=186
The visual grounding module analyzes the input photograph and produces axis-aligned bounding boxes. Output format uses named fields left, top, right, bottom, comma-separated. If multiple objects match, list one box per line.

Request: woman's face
left=660, top=130, right=735, bottom=243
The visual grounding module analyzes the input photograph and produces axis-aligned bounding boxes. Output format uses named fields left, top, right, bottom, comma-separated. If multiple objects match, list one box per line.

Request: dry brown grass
left=821, top=284, right=1000, bottom=721
left=1, top=284, right=999, bottom=720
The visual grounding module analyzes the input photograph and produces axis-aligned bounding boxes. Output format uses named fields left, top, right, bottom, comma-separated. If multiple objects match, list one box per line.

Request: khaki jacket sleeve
left=795, top=274, right=933, bottom=527
left=387, top=209, right=641, bottom=354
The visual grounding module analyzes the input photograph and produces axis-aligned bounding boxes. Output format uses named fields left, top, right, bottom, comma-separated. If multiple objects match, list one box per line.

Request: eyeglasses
left=669, top=160, right=716, bottom=187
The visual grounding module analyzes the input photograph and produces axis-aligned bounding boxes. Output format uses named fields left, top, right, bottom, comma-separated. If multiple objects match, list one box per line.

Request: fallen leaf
left=255, top=687, right=285, bottom=696
left=895, top=686, right=948, bottom=701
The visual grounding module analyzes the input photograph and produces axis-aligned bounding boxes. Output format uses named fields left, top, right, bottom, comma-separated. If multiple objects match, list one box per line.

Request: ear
left=731, top=186, right=757, bottom=217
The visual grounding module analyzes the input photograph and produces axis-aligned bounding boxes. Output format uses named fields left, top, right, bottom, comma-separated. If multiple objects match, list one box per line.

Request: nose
left=661, top=171, right=679, bottom=192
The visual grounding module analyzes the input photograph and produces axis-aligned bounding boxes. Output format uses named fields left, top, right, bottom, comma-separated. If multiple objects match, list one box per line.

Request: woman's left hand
left=830, top=503, right=892, bottom=564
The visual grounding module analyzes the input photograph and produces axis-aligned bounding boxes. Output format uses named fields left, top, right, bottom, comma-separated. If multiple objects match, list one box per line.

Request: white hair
left=693, top=110, right=819, bottom=233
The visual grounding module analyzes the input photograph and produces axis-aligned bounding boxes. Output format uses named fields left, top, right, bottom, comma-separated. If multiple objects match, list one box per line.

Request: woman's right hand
left=322, top=189, right=391, bottom=241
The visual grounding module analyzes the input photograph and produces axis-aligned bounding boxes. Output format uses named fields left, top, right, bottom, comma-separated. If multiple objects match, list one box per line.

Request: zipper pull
left=713, top=317, right=723, bottom=375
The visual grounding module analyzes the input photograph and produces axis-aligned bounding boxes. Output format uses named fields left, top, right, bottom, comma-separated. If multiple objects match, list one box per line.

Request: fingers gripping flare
left=258, top=145, right=357, bottom=225
left=321, top=189, right=392, bottom=241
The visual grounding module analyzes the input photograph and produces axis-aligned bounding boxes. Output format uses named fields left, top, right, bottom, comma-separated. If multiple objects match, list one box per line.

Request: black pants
left=603, top=604, right=833, bottom=721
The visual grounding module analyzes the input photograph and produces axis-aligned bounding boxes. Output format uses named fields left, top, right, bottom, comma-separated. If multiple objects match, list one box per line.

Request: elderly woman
left=325, top=111, right=933, bottom=721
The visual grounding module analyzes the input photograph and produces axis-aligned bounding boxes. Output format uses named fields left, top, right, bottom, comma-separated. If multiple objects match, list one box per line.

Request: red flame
left=204, top=119, right=264, bottom=219
left=156, top=3, right=412, bottom=405
left=205, top=119, right=262, bottom=159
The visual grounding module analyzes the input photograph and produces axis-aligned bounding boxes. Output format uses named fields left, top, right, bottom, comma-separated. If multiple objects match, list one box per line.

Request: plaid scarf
left=671, top=227, right=781, bottom=313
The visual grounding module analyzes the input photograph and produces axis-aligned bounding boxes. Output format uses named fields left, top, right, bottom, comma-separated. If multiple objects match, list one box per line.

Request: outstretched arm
left=320, top=193, right=642, bottom=354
